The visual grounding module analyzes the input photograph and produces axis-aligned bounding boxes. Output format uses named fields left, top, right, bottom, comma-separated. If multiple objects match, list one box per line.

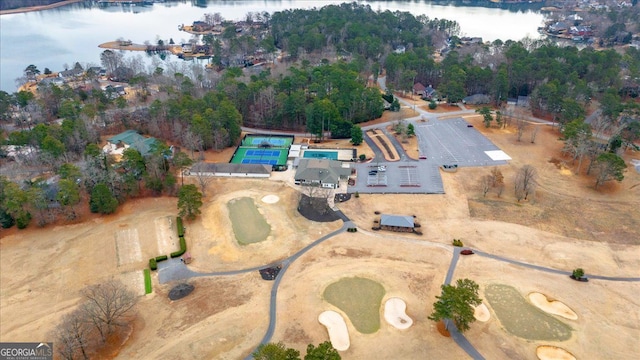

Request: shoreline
left=0, top=0, right=84, bottom=15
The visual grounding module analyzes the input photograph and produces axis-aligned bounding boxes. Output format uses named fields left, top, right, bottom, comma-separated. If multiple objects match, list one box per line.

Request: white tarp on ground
left=485, top=150, right=512, bottom=161
left=631, top=159, right=640, bottom=173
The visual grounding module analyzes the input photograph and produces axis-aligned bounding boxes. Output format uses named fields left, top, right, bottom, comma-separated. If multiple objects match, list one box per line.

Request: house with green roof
left=104, top=130, right=159, bottom=157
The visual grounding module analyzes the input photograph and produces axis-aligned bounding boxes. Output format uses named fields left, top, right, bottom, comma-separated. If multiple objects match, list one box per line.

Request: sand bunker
left=473, top=303, right=491, bottom=322
left=384, top=297, right=413, bottom=330
left=536, top=345, right=576, bottom=360
left=529, top=293, right=578, bottom=320
left=318, top=310, right=350, bottom=351
left=261, top=194, right=280, bottom=204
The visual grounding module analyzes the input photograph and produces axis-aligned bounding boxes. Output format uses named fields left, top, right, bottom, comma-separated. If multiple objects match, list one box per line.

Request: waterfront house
left=549, top=22, right=569, bottom=34
left=192, top=21, right=211, bottom=32
left=58, top=68, right=83, bottom=79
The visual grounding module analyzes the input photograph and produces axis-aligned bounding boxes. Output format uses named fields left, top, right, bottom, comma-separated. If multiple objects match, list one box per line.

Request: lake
left=0, top=0, right=546, bottom=92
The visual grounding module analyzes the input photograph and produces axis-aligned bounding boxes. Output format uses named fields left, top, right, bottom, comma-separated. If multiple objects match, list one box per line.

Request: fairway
left=227, top=197, right=271, bottom=245
left=485, top=284, right=573, bottom=341
left=323, top=277, right=385, bottom=334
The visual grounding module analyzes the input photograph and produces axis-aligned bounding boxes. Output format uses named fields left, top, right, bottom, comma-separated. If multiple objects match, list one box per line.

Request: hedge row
left=170, top=236, right=187, bottom=258
left=149, top=258, right=157, bottom=270
left=143, top=268, right=152, bottom=294
left=347, top=227, right=358, bottom=232
left=176, top=217, right=184, bottom=237
left=155, top=255, right=168, bottom=262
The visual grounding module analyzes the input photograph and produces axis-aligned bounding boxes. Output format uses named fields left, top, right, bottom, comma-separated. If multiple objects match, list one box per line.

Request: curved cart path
left=158, top=210, right=639, bottom=360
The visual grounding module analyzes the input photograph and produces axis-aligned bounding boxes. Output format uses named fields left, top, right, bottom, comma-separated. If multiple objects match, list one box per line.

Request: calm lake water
left=0, top=0, right=545, bottom=92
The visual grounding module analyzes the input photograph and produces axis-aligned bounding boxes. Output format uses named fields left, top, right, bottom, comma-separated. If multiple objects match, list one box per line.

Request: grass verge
left=143, top=268, right=152, bottom=294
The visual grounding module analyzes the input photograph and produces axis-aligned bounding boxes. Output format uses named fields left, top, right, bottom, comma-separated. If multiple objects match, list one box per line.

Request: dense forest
left=1, top=3, right=640, bottom=230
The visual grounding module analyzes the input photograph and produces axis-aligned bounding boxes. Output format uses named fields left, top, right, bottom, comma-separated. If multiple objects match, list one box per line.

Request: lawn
left=485, top=284, right=573, bottom=341
left=323, top=277, right=386, bottom=334
left=227, top=197, right=271, bottom=245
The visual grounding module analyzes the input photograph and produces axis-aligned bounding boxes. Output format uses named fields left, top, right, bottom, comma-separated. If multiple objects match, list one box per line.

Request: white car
left=378, top=165, right=386, bottom=172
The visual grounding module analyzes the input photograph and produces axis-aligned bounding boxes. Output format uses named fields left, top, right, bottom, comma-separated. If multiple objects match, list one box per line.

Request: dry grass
left=2, top=106, right=639, bottom=359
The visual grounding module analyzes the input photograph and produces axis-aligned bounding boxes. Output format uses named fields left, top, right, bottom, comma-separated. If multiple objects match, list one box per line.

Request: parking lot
left=416, top=118, right=510, bottom=167
left=347, top=117, right=509, bottom=194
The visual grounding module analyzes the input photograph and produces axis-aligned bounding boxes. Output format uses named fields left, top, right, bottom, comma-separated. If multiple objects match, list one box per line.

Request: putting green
left=323, top=277, right=385, bottom=334
left=227, top=197, right=271, bottom=245
left=485, top=284, right=572, bottom=341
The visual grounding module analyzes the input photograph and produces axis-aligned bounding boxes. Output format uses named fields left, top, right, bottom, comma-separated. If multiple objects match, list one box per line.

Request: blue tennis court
left=241, top=159, right=278, bottom=165
left=230, top=146, right=289, bottom=165
left=246, top=149, right=281, bottom=157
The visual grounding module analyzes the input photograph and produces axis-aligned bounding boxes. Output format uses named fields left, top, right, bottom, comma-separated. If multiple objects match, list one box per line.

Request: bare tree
left=54, top=309, right=92, bottom=360
left=514, top=165, right=537, bottom=202
left=480, top=174, right=492, bottom=197
left=81, top=279, right=137, bottom=343
left=490, top=167, right=505, bottom=197
left=182, top=129, right=204, bottom=160
left=530, top=125, right=540, bottom=143
left=516, top=118, right=527, bottom=142
left=300, top=185, right=332, bottom=214
left=193, top=171, right=213, bottom=197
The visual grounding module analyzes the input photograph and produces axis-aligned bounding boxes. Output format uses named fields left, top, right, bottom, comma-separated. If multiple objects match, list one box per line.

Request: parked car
left=378, top=165, right=386, bottom=172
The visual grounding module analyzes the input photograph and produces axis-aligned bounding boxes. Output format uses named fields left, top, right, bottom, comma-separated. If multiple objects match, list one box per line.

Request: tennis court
left=230, top=147, right=289, bottom=165
left=242, top=134, right=294, bottom=148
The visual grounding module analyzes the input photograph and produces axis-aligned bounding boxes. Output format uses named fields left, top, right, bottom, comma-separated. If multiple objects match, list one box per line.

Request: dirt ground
left=2, top=110, right=639, bottom=359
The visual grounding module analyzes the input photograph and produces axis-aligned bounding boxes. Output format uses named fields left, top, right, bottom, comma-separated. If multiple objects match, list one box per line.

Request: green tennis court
left=242, top=135, right=294, bottom=148
left=230, top=147, right=288, bottom=165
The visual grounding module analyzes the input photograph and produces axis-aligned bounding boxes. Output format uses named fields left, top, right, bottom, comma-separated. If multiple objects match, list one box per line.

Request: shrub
left=572, top=268, right=585, bottom=279
left=359, top=154, right=366, bottom=161
left=149, top=258, right=157, bottom=271
left=170, top=236, right=187, bottom=258
left=0, top=209, right=15, bottom=229
left=155, top=255, right=168, bottom=262
left=16, top=212, right=32, bottom=229
left=176, top=216, right=184, bottom=237
left=355, top=191, right=360, bottom=198
left=452, top=239, right=464, bottom=247
left=143, top=268, right=152, bottom=294
left=429, top=100, right=437, bottom=109
left=347, top=227, right=358, bottom=232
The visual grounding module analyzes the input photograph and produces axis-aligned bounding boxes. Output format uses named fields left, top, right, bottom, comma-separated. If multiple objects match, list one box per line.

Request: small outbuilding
left=380, top=214, right=415, bottom=232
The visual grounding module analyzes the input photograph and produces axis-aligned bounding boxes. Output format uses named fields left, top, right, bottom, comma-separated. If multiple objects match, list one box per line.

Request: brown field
left=1, top=111, right=639, bottom=359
